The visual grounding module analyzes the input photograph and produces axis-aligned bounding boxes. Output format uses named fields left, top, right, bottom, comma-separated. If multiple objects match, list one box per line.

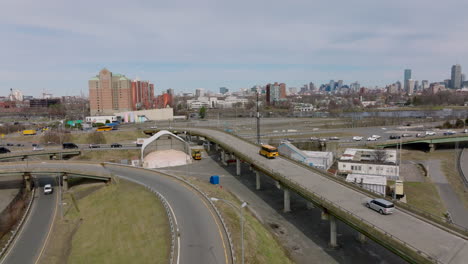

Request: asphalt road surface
left=1, top=176, right=57, bottom=264
left=105, top=164, right=232, bottom=264
left=185, top=127, right=468, bottom=264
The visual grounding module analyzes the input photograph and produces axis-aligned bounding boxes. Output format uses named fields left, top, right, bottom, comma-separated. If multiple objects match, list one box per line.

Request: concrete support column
left=62, top=173, right=69, bottom=191
left=283, top=188, right=291, bottom=213
left=329, top=215, right=338, bottom=248
left=429, top=143, right=435, bottom=152
left=23, top=172, right=32, bottom=192
left=236, top=158, right=241, bottom=176
left=306, top=202, right=315, bottom=209
left=221, top=150, right=227, bottom=166
left=255, top=171, right=261, bottom=190
left=356, top=232, right=366, bottom=243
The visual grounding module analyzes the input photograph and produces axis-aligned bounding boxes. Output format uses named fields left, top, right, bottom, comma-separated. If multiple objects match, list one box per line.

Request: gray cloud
left=0, top=0, right=467, bottom=95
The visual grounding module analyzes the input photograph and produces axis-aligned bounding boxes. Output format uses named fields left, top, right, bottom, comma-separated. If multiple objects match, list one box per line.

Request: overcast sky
left=1, top=0, right=467, bottom=96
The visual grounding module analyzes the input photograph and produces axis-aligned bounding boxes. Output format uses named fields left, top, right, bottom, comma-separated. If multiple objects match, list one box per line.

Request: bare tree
left=373, top=149, right=388, bottom=163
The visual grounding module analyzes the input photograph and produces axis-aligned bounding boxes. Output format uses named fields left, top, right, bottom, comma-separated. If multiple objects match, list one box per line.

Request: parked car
left=371, top=135, right=381, bottom=139
left=110, top=143, right=122, bottom=148
left=425, top=131, right=436, bottom=136
left=367, top=137, right=377, bottom=141
left=329, top=136, right=340, bottom=140
left=319, top=138, right=327, bottom=142
left=89, top=144, right=100, bottom=148
left=444, top=131, right=456, bottom=136
left=402, top=133, right=412, bottom=137
left=33, top=146, right=44, bottom=151
left=310, top=137, right=319, bottom=141
left=389, top=135, right=401, bottom=139
left=416, top=133, right=425, bottom=138
left=6, top=143, right=13, bottom=146
left=0, top=147, right=11, bottom=154
left=352, top=136, right=363, bottom=141
left=365, top=198, right=394, bottom=215
left=463, top=129, right=468, bottom=133
left=43, top=184, right=53, bottom=195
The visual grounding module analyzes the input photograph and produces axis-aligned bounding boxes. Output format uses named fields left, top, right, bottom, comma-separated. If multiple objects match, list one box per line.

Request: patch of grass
left=40, top=180, right=170, bottom=264
left=402, top=150, right=468, bottom=209
left=404, top=182, right=447, bottom=217
left=70, top=130, right=145, bottom=144
left=74, top=150, right=140, bottom=162
left=188, top=178, right=293, bottom=264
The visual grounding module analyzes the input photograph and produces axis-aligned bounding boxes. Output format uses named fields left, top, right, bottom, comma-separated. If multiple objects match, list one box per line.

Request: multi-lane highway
left=105, top=164, right=232, bottom=264
left=1, top=176, right=57, bottom=264
left=185, top=127, right=468, bottom=264
left=0, top=162, right=232, bottom=264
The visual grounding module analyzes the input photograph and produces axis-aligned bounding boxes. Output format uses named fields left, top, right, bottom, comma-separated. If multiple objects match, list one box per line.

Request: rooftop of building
left=339, top=148, right=397, bottom=164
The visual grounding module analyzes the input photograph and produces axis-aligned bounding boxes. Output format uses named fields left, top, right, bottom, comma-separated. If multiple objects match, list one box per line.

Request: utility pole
left=256, top=92, right=260, bottom=144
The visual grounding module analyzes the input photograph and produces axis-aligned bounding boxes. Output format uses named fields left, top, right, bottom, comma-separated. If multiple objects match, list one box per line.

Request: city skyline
left=1, top=0, right=468, bottom=96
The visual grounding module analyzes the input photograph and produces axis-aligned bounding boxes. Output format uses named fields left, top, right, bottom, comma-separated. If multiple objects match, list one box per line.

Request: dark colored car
left=110, top=143, right=122, bottom=148
left=6, top=143, right=13, bottom=146
left=0, top=147, right=11, bottom=154
left=63, top=143, right=79, bottom=149
left=389, top=135, right=401, bottom=139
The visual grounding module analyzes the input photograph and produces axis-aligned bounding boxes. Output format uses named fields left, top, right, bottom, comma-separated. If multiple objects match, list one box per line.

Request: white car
left=371, top=135, right=381, bottom=139
left=367, top=137, right=377, bottom=141
left=425, top=131, right=436, bottom=136
left=352, top=136, right=363, bottom=141
left=43, top=184, right=53, bottom=195
left=33, top=146, right=44, bottom=151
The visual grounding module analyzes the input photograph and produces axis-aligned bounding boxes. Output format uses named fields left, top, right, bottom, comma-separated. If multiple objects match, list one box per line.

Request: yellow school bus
left=96, top=126, right=112, bottom=132
left=22, top=130, right=37, bottom=136
left=259, top=144, right=279, bottom=159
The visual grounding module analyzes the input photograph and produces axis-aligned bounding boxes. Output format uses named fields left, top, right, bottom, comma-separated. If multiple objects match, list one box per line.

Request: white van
left=365, top=198, right=394, bottom=215
left=43, top=184, right=53, bottom=195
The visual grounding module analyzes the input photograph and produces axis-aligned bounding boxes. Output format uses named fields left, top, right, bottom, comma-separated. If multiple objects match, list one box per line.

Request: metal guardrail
left=0, top=188, right=35, bottom=262
left=457, top=148, right=468, bottom=188
left=105, top=163, right=236, bottom=264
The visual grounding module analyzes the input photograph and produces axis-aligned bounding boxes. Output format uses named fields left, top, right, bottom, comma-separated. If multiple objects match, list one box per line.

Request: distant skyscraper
left=461, top=74, right=466, bottom=86
left=279, top=83, right=287, bottom=98
left=219, top=87, right=229, bottom=94
left=414, top=80, right=419, bottom=92
left=329, top=80, right=335, bottom=91
left=309, top=82, right=316, bottom=91
left=451, top=64, right=462, bottom=89
left=195, top=88, right=205, bottom=98
left=444, top=79, right=451, bottom=88
left=406, top=79, right=415, bottom=94
left=337, top=80, right=343, bottom=89
left=422, top=80, right=429, bottom=90
left=404, top=69, right=411, bottom=91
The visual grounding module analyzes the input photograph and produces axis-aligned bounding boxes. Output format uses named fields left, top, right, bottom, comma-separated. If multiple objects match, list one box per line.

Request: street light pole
left=256, top=92, right=260, bottom=145
left=210, top=197, right=247, bottom=264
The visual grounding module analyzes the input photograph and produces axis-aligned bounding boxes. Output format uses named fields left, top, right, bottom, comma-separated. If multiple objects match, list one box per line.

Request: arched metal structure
left=141, top=130, right=190, bottom=159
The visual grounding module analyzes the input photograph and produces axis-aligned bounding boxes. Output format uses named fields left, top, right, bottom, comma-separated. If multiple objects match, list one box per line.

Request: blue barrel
left=210, top=175, right=220, bottom=185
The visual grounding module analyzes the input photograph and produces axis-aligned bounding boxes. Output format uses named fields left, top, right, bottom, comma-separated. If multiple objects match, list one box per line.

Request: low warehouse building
left=278, top=142, right=333, bottom=170
left=346, top=174, right=387, bottom=196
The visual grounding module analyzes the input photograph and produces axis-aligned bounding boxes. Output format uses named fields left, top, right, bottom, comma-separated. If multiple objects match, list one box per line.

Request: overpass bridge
left=0, top=150, right=81, bottom=161
left=0, top=161, right=112, bottom=190
left=182, top=127, right=468, bottom=264
left=376, top=135, right=468, bottom=151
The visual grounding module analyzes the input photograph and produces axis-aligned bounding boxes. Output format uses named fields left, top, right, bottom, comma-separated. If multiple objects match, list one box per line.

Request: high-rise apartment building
left=279, top=83, right=287, bottom=98
left=131, top=79, right=154, bottom=110
left=404, top=69, right=411, bottom=91
left=266, top=82, right=285, bottom=104
left=89, top=68, right=132, bottom=116
left=89, top=68, right=155, bottom=116
left=451, top=64, right=462, bottom=89
left=421, top=80, right=429, bottom=90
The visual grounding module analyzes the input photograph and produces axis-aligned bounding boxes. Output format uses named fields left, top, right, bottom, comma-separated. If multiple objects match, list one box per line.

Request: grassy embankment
left=401, top=150, right=468, bottom=215
left=39, top=180, right=170, bottom=264
left=186, top=177, right=294, bottom=264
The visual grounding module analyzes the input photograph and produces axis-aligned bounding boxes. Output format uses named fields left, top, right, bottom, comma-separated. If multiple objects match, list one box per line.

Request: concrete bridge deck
left=185, top=127, right=468, bottom=264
